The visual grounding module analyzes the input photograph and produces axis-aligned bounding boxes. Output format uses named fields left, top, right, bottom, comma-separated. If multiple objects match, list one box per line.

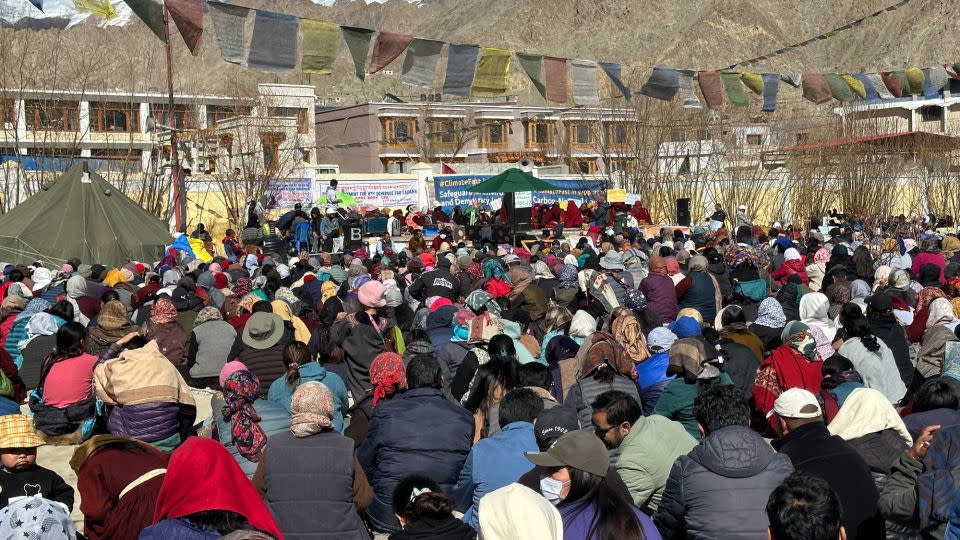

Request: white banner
left=318, top=179, right=420, bottom=209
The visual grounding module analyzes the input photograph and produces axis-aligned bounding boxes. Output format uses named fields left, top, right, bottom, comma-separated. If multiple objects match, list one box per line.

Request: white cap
left=738, top=205, right=746, bottom=210
left=326, top=207, right=336, bottom=214
left=767, top=388, right=821, bottom=419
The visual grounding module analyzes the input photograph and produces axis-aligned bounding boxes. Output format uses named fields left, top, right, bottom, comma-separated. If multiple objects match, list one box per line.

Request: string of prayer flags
left=471, top=47, right=512, bottom=96
left=301, top=19, right=340, bottom=75
left=638, top=67, right=680, bottom=101
left=123, top=0, right=164, bottom=41
left=761, top=73, right=780, bottom=112
left=678, top=70, right=701, bottom=108
left=543, top=56, right=569, bottom=103
left=516, top=53, right=546, bottom=99
left=721, top=71, right=748, bottom=107
left=697, top=70, right=724, bottom=109
left=342, top=27, right=375, bottom=80
left=740, top=72, right=764, bottom=95
left=600, top=62, right=631, bottom=101
left=368, top=31, right=414, bottom=75
left=442, top=44, right=480, bottom=97
left=208, top=1, right=249, bottom=65
left=73, top=0, right=117, bottom=19
left=247, top=10, right=299, bottom=71
left=802, top=73, right=832, bottom=104
left=841, top=74, right=866, bottom=99
left=401, top=39, right=444, bottom=88
left=165, top=0, right=204, bottom=55
left=570, top=59, right=600, bottom=106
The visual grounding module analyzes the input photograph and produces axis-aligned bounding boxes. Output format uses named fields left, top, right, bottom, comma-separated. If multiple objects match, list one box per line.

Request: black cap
left=869, top=293, right=892, bottom=312
left=534, top=406, right=580, bottom=451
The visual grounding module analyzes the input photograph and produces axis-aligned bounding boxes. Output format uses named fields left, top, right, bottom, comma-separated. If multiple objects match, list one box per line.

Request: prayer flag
left=300, top=19, right=340, bottom=75
left=600, top=62, right=631, bottom=101
left=208, top=1, right=250, bottom=65
left=401, top=38, right=444, bottom=88
left=824, top=74, right=854, bottom=102
left=517, top=53, right=546, bottom=99
left=166, top=0, right=204, bottom=56
left=544, top=56, right=569, bottom=103
left=123, top=0, right=164, bottom=41
left=780, top=73, right=802, bottom=87
left=369, top=31, right=414, bottom=74
left=472, top=47, right=512, bottom=96
left=721, top=72, right=748, bottom=107
left=342, top=27, right=375, bottom=80
left=841, top=74, right=866, bottom=98
left=864, top=73, right=895, bottom=100
left=923, top=66, right=949, bottom=98
left=802, top=73, right=832, bottom=104
left=891, top=70, right=911, bottom=95
left=761, top=73, right=779, bottom=112
left=698, top=70, right=724, bottom=109
left=905, top=67, right=924, bottom=95
left=247, top=10, right=299, bottom=71
left=73, top=0, right=117, bottom=19
left=853, top=73, right=881, bottom=103
left=569, top=59, right=600, bottom=106
left=740, top=71, right=764, bottom=94
left=639, top=67, right=680, bottom=101
left=678, top=69, right=701, bottom=108
left=442, top=44, right=480, bottom=97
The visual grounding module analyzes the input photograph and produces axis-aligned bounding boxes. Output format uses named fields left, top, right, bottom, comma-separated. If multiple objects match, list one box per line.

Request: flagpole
left=162, top=3, right=184, bottom=233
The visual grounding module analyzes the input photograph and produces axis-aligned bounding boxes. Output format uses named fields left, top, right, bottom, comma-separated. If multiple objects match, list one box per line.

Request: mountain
left=0, top=0, right=955, bottom=108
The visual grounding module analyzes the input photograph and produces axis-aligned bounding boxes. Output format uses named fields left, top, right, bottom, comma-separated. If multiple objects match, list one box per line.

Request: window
left=525, top=121, right=555, bottom=147
left=382, top=118, right=416, bottom=143
left=89, top=149, right=142, bottom=173
left=26, top=147, right=78, bottom=171
left=568, top=159, right=596, bottom=174
left=151, top=104, right=194, bottom=130
left=298, top=109, right=309, bottom=134
left=607, top=123, right=629, bottom=145
left=607, top=159, right=635, bottom=174
left=301, top=149, right=311, bottom=163
left=429, top=119, right=463, bottom=146
left=568, top=122, right=595, bottom=147
left=206, top=105, right=251, bottom=127
left=91, top=102, right=139, bottom=133
left=25, top=100, right=79, bottom=131
left=479, top=122, right=509, bottom=147
left=259, top=132, right=285, bottom=173
left=0, top=100, right=14, bottom=130
left=746, top=134, right=763, bottom=146
left=920, top=106, right=941, bottom=123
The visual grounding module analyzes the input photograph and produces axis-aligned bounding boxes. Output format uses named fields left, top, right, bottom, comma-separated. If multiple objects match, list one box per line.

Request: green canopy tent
left=468, top=168, right=560, bottom=243
left=0, top=162, right=173, bottom=266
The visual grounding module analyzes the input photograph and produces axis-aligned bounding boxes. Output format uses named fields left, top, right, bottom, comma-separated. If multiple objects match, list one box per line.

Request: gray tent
left=0, top=162, right=173, bottom=266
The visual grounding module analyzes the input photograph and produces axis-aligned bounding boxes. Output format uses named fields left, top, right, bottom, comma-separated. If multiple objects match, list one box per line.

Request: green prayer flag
left=341, top=26, right=374, bottom=80
left=516, top=52, right=546, bottom=99
left=892, top=70, right=911, bottom=95
left=721, top=72, right=748, bottom=107
left=301, top=19, right=340, bottom=75
left=824, top=74, right=854, bottom=102
left=123, top=0, right=164, bottom=41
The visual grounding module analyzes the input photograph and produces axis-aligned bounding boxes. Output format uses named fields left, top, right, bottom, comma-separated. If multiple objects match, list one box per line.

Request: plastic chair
left=291, top=221, right=311, bottom=253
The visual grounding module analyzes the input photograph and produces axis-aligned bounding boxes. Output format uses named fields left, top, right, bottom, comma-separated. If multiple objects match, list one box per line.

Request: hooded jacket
left=654, top=425, right=793, bottom=539
left=616, top=414, right=697, bottom=514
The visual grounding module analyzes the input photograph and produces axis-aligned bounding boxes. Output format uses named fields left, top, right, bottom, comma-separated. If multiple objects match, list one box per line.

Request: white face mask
left=440, top=234, right=447, bottom=239
left=540, top=476, right=568, bottom=505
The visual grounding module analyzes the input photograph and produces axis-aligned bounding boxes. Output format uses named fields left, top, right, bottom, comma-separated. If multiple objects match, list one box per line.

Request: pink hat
left=219, top=360, right=248, bottom=387
left=209, top=262, right=223, bottom=273
left=358, top=280, right=387, bottom=308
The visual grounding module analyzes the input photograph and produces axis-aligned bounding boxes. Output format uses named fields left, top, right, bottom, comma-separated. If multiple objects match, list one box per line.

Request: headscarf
left=161, top=269, right=180, bottom=288
left=238, top=293, right=260, bottom=314
left=15, top=298, right=49, bottom=323
left=827, top=387, right=912, bottom=444
left=668, top=337, right=719, bottom=378
left=102, top=268, right=126, bottom=288
left=754, top=297, right=786, bottom=328
left=271, top=299, right=311, bottom=343
left=289, top=381, right=334, bottom=437
left=611, top=314, right=650, bottom=363
left=321, top=281, right=338, bottom=305
left=558, top=264, right=579, bottom=289
left=150, top=297, right=177, bottom=325
left=648, top=256, right=668, bottom=276
left=918, top=425, right=960, bottom=528
left=19, top=312, right=64, bottom=350
left=665, top=258, right=681, bottom=276
left=483, top=258, right=511, bottom=282
left=850, top=280, right=871, bottom=300
left=66, top=274, right=86, bottom=299
left=370, top=352, right=407, bottom=407
left=928, top=297, right=959, bottom=327
left=530, top=260, right=554, bottom=280
left=576, top=332, right=637, bottom=381
left=781, top=321, right=818, bottom=360
left=231, top=277, right=253, bottom=298
left=30, top=267, right=52, bottom=292
left=221, top=370, right=267, bottom=463
left=192, top=306, right=223, bottom=329
left=809, top=326, right=835, bottom=361
left=508, top=267, right=532, bottom=300
left=647, top=327, right=678, bottom=353
left=466, top=262, right=484, bottom=282
left=688, top=255, right=708, bottom=272
left=0, top=497, right=76, bottom=539
left=96, top=300, right=129, bottom=331
left=151, top=437, right=281, bottom=539
left=874, top=265, right=892, bottom=289
left=799, top=292, right=838, bottom=341
left=465, top=289, right=502, bottom=317
left=813, top=247, right=831, bottom=264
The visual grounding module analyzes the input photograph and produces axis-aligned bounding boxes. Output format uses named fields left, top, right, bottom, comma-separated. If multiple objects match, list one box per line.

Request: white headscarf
left=799, top=292, right=838, bottom=342
left=828, top=387, right=913, bottom=444
left=479, top=483, right=563, bottom=540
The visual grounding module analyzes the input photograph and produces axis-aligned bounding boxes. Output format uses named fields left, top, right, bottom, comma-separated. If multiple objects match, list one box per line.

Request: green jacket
left=879, top=453, right=956, bottom=540
left=616, top=414, right=697, bottom=514
left=653, top=373, right=734, bottom=440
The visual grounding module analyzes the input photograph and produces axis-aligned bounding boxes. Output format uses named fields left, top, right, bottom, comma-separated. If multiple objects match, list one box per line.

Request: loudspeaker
left=345, top=225, right=364, bottom=249
left=676, top=198, right=691, bottom=226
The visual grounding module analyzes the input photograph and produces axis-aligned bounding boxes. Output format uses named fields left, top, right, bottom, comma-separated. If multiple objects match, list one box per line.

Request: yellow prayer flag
left=905, top=67, right=925, bottom=95
left=471, top=47, right=512, bottom=96
left=74, top=0, right=118, bottom=19
left=301, top=19, right=340, bottom=75
left=841, top=74, right=866, bottom=98
left=740, top=72, right=764, bottom=94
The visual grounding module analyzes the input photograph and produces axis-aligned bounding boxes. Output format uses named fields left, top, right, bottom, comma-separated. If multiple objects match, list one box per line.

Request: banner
left=433, top=175, right=605, bottom=209
left=327, top=179, right=419, bottom=209
left=264, top=178, right=312, bottom=210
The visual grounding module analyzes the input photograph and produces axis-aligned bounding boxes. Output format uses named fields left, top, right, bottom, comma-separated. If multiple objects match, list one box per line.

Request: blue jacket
left=266, top=362, right=349, bottom=433
left=139, top=518, right=219, bottom=540
left=453, top=421, right=538, bottom=529
left=213, top=395, right=291, bottom=478
left=358, top=387, right=474, bottom=533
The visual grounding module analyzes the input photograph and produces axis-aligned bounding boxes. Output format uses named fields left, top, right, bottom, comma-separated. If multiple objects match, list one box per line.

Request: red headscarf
left=152, top=437, right=282, bottom=539
left=563, top=200, right=583, bottom=228
left=370, top=352, right=407, bottom=407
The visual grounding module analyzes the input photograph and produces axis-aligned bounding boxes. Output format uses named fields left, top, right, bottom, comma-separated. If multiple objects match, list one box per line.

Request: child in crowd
left=0, top=414, right=74, bottom=511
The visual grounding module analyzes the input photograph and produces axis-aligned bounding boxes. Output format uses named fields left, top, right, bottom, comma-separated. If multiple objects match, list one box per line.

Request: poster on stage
left=315, top=179, right=420, bottom=209
left=264, top=178, right=313, bottom=210
left=433, top=175, right=604, bottom=210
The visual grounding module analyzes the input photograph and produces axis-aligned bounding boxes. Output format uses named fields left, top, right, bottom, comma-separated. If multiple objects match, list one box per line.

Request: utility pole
left=162, top=3, right=185, bottom=232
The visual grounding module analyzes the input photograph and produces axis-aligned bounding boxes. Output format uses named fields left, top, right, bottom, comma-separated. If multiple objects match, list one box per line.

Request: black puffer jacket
left=654, top=425, right=793, bottom=539
left=869, top=315, right=914, bottom=389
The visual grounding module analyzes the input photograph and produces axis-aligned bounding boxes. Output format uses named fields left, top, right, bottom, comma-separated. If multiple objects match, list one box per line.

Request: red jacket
left=771, top=259, right=809, bottom=285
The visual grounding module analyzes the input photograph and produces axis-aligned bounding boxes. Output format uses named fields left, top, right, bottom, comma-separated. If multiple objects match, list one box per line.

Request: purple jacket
left=640, top=274, right=679, bottom=323
left=107, top=401, right=180, bottom=442
left=561, top=502, right=662, bottom=540
left=140, top=518, right=220, bottom=540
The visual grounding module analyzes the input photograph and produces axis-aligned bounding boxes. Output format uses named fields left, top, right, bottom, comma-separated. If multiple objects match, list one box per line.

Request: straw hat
left=0, top=415, right=43, bottom=448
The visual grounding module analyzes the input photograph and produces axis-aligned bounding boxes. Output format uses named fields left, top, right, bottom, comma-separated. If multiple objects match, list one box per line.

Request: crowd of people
left=1, top=206, right=960, bottom=539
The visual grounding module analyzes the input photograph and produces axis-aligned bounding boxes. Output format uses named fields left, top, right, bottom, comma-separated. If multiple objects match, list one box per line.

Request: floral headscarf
left=781, top=321, right=818, bottom=361
left=150, top=297, right=177, bottom=325
left=15, top=298, right=50, bottom=323
left=193, top=306, right=223, bottom=329
left=754, top=297, right=786, bottom=328
left=466, top=262, right=484, bottom=282
left=221, top=371, right=267, bottom=463
left=557, top=264, right=579, bottom=289
left=813, top=248, right=831, bottom=264
left=320, top=281, right=338, bottom=305
left=611, top=314, right=650, bottom=364
left=483, top=258, right=511, bottom=283
left=370, top=352, right=407, bottom=408
left=465, top=289, right=502, bottom=317
left=239, top=293, right=260, bottom=313
left=289, top=381, right=334, bottom=437
left=232, top=278, right=253, bottom=298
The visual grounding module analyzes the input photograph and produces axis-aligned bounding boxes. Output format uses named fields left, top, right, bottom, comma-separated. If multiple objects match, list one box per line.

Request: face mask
left=540, top=476, right=568, bottom=505
left=440, top=234, right=447, bottom=239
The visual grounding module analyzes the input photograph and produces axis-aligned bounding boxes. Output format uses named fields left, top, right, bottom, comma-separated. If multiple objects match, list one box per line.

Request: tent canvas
left=0, top=162, right=173, bottom=266
left=467, top=168, right=560, bottom=193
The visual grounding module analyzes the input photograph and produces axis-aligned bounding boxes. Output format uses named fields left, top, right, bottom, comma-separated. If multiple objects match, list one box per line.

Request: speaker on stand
left=676, top=198, right=691, bottom=226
